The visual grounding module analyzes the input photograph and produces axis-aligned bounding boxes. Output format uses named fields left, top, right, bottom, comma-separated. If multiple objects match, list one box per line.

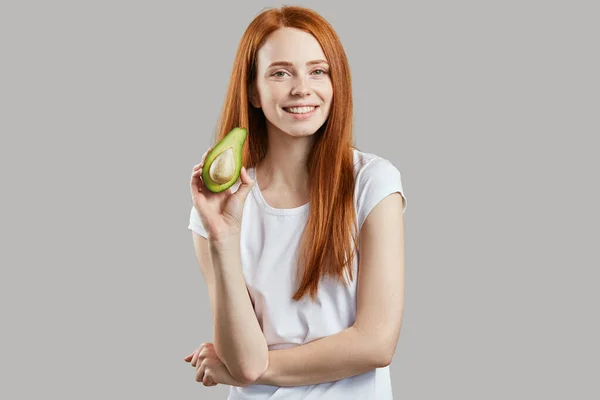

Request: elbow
left=355, top=325, right=397, bottom=369
left=357, top=326, right=397, bottom=369
left=372, top=325, right=402, bottom=368
left=231, top=356, right=269, bottom=385
left=376, top=350, right=394, bottom=368
left=374, top=339, right=397, bottom=368
left=235, top=367, right=265, bottom=385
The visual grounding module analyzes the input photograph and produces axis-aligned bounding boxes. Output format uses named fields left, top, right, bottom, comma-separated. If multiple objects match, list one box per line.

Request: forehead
left=257, top=27, right=327, bottom=68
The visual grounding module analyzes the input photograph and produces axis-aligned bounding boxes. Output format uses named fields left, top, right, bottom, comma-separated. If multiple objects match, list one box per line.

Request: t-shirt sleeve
left=188, top=205, right=208, bottom=238
left=356, top=158, right=407, bottom=232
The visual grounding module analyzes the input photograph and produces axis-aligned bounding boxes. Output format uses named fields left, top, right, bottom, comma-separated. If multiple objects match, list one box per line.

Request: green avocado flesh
left=202, top=127, right=247, bottom=193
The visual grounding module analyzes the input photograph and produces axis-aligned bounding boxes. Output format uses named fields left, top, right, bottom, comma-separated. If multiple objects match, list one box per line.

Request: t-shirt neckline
left=249, top=167, right=310, bottom=216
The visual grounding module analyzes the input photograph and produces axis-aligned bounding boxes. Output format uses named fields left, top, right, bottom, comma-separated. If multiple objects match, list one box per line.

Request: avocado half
left=202, top=127, right=247, bottom=193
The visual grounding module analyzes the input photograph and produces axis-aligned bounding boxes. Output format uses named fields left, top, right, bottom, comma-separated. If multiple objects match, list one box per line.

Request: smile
left=283, top=106, right=318, bottom=114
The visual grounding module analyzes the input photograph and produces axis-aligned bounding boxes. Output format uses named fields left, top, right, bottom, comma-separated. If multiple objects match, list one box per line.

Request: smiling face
left=250, top=27, right=333, bottom=138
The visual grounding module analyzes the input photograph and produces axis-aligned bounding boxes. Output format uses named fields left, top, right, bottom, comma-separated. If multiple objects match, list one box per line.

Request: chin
left=281, top=125, right=322, bottom=137
left=267, top=118, right=326, bottom=138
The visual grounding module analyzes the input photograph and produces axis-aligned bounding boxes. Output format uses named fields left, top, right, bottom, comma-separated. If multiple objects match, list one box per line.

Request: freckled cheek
left=317, top=88, right=333, bottom=103
left=265, top=86, right=291, bottom=106
left=313, top=82, right=333, bottom=97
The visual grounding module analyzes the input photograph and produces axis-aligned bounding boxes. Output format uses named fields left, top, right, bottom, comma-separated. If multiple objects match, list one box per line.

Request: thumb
left=234, top=166, right=255, bottom=201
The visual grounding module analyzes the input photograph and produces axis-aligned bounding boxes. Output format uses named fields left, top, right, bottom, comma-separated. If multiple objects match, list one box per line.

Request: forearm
left=254, top=326, right=384, bottom=387
left=209, top=237, right=269, bottom=383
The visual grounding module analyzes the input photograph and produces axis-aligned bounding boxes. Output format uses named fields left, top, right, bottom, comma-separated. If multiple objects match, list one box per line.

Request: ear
left=248, top=84, right=261, bottom=109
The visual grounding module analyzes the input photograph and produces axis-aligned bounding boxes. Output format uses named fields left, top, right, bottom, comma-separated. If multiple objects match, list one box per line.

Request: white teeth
left=284, top=106, right=316, bottom=114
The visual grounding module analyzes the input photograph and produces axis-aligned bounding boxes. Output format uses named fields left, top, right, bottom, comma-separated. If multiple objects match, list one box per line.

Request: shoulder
left=352, top=147, right=388, bottom=173
left=351, top=147, right=402, bottom=179
left=351, top=147, right=407, bottom=231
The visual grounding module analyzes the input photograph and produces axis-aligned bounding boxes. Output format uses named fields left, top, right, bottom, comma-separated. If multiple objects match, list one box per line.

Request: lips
left=282, top=105, right=319, bottom=114
left=282, top=105, right=319, bottom=120
left=283, top=104, right=320, bottom=108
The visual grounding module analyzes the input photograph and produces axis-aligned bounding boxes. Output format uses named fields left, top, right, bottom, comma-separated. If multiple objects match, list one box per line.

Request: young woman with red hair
left=185, top=5, right=407, bottom=399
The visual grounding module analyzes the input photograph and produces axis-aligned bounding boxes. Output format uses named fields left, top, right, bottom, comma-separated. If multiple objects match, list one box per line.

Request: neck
left=257, top=127, right=316, bottom=193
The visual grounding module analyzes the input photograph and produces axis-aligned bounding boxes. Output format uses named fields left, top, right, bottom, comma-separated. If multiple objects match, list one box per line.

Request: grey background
left=1, top=0, right=598, bottom=399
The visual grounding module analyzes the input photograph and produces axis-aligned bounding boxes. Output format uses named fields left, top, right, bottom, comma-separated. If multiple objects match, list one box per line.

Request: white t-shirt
left=188, top=148, right=407, bottom=400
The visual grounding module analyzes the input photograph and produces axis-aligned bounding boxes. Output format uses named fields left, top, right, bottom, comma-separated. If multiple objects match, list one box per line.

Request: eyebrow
left=267, top=59, right=329, bottom=68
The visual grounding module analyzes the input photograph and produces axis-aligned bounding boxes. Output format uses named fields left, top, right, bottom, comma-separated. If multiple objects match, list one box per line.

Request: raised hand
left=190, top=146, right=255, bottom=242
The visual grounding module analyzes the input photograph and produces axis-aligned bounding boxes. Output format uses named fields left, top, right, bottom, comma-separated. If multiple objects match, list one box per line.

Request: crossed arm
left=193, top=193, right=406, bottom=387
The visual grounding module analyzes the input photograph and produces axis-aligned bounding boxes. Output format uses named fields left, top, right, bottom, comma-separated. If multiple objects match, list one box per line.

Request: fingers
left=195, top=146, right=213, bottom=171
left=240, top=166, right=255, bottom=186
left=199, top=358, right=217, bottom=387
left=195, top=355, right=214, bottom=384
left=187, top=343, right=214, bottom=367
left=190, top=146, right=213, bottom=192
left=232, top=166, right=255, bottom=205
left=199, top=346, right=215, bottom=361
left=191, top=166, right=203, bottom=185
left=190, top=168, right=202, bottom=194
left=186, top=343, right=218, bottom=386
left=195, top=359, right=206, bottom=383
left=191, top=348, right=200, bottom=367
left=203, top=370, right=215, bottom=386
left=203, top=147, right=213, bottom=163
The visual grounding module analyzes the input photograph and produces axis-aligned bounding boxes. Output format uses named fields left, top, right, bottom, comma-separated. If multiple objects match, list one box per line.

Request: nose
left=291, top=77, right=310, bottom=96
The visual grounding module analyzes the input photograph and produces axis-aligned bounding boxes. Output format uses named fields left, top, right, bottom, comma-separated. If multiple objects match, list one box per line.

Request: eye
left=272, top=71, right=288, bottom=77
left=312, top=68, right=329, bottom=76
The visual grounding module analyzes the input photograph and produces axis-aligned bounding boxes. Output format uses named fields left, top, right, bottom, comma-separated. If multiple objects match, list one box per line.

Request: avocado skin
left=202, top=127, right=247, bottom=193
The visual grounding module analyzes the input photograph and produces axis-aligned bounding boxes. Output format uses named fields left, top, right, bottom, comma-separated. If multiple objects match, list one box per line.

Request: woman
left=184, top=5, right=407, bottom=399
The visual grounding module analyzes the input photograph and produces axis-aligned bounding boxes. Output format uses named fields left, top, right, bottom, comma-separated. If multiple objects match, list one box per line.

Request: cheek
left=316, top=81, right=333, bottom=101
left=261, top=83, right=287, bottom=103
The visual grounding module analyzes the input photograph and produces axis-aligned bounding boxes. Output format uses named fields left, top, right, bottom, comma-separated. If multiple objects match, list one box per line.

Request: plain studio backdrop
left=1, top=1, right=598, bottom=399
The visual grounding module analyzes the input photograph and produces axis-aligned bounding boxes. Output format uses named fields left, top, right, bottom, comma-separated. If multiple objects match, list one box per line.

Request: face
left=250, top=27, right=333, bottom=138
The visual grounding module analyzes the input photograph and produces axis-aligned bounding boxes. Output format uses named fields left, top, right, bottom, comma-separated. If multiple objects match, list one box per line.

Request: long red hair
left=211, top=5, right=358, bottom=301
